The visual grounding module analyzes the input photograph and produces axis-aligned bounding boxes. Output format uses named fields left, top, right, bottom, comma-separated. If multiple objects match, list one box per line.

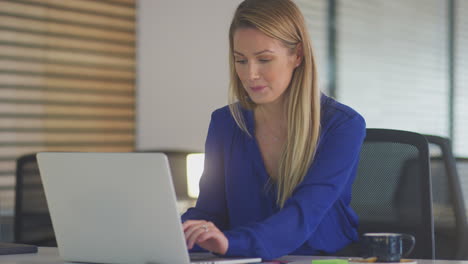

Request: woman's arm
left=181, top=110, right=228, bottom=230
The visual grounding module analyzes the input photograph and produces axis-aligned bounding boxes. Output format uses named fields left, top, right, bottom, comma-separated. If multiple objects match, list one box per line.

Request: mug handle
left=401, top=234, right=416, bottom=257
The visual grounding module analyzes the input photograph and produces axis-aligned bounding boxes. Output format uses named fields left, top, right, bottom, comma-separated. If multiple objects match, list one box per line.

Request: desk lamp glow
left=186, top=153, right=205, bottom=198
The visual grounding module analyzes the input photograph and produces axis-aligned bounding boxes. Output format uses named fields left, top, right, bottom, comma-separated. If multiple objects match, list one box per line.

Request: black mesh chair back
left=351, top=129, right=434, bottom=259
left=14, top=153, right=57, bottom=246
left=425, top=135, right=468, bottom=260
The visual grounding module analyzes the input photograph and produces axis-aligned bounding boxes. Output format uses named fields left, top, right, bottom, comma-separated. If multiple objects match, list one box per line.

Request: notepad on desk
left=0, top=242, right=38, bottom=255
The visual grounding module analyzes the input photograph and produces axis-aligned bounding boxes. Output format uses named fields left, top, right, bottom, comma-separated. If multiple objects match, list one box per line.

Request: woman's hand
left=182, top=220, right=228, bottom=255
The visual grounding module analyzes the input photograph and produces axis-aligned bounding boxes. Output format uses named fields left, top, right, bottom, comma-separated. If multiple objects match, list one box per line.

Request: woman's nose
left=248, top=63, right=260, bottom=80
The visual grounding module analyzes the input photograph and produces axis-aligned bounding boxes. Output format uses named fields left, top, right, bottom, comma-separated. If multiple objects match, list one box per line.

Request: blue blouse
left=181, top=95, right=366, bottom=260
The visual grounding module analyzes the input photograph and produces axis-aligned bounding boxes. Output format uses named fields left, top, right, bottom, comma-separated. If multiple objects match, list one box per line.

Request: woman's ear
left=295, top=43, right=303, bottom=67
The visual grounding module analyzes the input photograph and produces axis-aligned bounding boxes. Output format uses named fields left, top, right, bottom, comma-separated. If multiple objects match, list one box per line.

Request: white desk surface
left=1, top=247, right=468, bottom=264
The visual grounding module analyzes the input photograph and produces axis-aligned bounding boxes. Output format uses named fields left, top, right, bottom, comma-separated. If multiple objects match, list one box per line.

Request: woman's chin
left=249, top=95, right=285, bottom=106
left=249, top=97, right=269, bottom=105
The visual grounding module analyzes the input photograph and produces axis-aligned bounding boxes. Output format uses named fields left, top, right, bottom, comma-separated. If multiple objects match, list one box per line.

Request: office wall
left=137, top=0, right=242, bottom=152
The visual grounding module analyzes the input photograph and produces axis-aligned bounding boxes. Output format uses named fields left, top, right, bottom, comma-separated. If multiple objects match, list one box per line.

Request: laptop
left=37, top=152, right=261, bottom=264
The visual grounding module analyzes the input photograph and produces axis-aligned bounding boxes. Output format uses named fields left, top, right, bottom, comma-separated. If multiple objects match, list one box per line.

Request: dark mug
left=361, top=233, right=416, bottom=262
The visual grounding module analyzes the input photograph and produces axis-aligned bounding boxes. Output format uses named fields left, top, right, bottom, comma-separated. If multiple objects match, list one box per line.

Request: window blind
left=455, top=0, right=468, bottom=157
left=336, top=0, right=449, bottom=138
left=295, top=0, right=329, bottom=94
left=0, top=0, right=136, bottom=216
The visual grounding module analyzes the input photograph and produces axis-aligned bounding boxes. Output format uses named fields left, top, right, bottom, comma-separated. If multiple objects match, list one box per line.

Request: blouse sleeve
left=223, top=114, right=366, bottom=260
left=181, top=111, right=229, bottom=230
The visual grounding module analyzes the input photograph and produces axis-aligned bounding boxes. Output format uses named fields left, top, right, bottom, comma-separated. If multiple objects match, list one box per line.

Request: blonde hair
left=228, top=0, right=321, bottom=208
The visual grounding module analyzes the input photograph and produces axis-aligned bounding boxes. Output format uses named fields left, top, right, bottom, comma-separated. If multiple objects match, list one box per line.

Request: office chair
left=350, top=129, right=434, bottom=259
left=424, top=135, right=468, bottom=260
left=14, top=153, right=57, bottom=246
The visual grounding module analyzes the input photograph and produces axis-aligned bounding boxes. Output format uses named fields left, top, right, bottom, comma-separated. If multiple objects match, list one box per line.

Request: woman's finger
left=182, top=220, right=204, bottom=231
left=196, top=230, right=228, bottom=255
left=186, top=224, right=211, bottom=249
left=183, top=220, right=207, bottom=240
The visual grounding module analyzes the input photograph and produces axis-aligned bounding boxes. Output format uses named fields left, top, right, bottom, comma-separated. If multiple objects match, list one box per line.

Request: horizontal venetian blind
left=0, top=0, right=136, bottom=215
left=295, top=0, right=328, bottom=93
left=455, top=0, right=468, bottom=157
left=337, top=0, right=449, bottom=137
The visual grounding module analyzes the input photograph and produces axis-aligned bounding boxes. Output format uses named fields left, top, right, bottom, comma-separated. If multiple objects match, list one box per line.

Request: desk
left=1, top=247, right=468, bottom=264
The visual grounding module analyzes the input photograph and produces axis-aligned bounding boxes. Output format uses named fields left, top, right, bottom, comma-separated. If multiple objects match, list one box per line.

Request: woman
left=182, top=0, right=366, bottom=259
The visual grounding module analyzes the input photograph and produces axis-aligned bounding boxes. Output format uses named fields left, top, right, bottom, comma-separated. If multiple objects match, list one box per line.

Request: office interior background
left=0, top=0, right=467, bottom=243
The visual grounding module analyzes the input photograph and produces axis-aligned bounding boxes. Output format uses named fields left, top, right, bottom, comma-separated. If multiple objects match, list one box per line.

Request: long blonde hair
left=228, top=0, right=321, bottom=208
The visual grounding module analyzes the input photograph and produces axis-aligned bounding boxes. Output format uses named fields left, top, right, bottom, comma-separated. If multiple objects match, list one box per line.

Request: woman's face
left=233, top=28, right=301, bottom=106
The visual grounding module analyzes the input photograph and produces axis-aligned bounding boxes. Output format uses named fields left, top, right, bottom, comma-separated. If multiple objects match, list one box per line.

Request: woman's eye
left=235, top=60, right=247, bottom=64
left=259, top=59, right=271, bottom=63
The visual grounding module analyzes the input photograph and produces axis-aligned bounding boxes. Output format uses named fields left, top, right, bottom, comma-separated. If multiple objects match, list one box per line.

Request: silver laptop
left=37, top=152, right=261, bottom=264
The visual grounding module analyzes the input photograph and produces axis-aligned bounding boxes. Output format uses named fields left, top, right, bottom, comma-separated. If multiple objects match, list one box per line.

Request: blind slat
left=0, top=59, right=135, bottom=79
left=0, top=119, right=134, bottom=129
left=0, top=141, right=134, bottom=147
left=0, top=146, right=134, bottom=156
left=0, top=74, right=133, bottom=92
left=0, top=133, right=134, bottom=142
left=0, top=2, right=134, bottom=30
left=0, top=46, right=135, bottom=67
left=0, top=90, right=134, bottom=105
left=0, top=16, right=135, bottom=42
left=0, top=30, right=134, bottom=55
left=42, top=0, right=135, bottom=17
left=0, top=104, right=134, bottom=117
left=0, top=177, right=14, bottom=187
left=101, top=0, right=136, bottom=6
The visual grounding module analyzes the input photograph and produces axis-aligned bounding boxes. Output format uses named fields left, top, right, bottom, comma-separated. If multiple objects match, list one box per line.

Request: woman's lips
left=250, top=85, right=266, bottom=92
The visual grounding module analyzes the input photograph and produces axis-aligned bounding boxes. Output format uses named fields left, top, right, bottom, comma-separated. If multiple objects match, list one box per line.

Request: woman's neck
left=256, top=100, right=287, bottom=127
left=254, top=102, right=287, bottom=144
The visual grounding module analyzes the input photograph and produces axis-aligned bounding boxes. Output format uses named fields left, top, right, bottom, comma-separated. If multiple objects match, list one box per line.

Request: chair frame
left=426, top=135, right=468, bottom=260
